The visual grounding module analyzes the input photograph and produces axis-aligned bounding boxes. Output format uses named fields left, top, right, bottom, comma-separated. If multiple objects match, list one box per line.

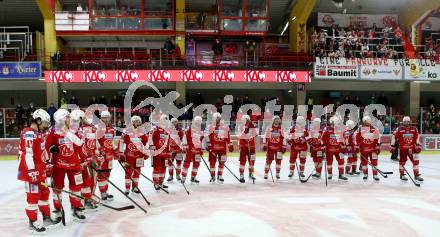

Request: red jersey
left=123, top=128, right=148, bottom=159
left=355, top=125, right=380, bottom=153
left=307, top=129, right=323, bottom=152
left=17, top=127, right=48, bottom=182
left=80, top=125, right=98, bottom=158
left=207, top=123, right=231, bottom=152
left=322, top=126, right=345, bottom=153
left=46, top=129, right=85, bottom=170
left=264, top=126, right=284, bottom=151
left=185, top=127, right=204, bottom=155
left=239, top=122, right=257, bottom=151
left=151, top=126, right=170, bottom=156
left=169, top=128, right=184, bottom=153
left=98, top=125, right=116, bottom=160
left=393, top=126, right=419, bottom=150
left=288, top=127, right=309, bottom=151
left=344, top=129, right=356, bottom=148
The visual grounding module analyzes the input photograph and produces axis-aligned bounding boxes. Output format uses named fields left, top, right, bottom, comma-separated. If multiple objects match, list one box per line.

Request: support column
left=289, top=0, right=316, bottom=52
left=46, top=82, right=59, bottom=107
left=175, top=82, right=186, bottom=106
left=36, top=0, right=62, bottom=69
left=175, top=0, right=185, bottom=56
left=295, top=84, right=306, bottom=107
left=405, top=82, right=421, bottom=117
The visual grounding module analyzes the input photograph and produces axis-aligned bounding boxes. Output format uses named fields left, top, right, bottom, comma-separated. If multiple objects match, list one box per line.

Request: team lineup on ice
left=3, top=94, right=440, bottom=237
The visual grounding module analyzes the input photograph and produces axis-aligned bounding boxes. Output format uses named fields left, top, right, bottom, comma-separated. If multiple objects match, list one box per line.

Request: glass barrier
left=245, top=19, right=267, bottom=31
left=221, top=0, right=242, bottom=17
left=144, top=18, right=172, bottom=30
left=246, top=0, right=267, bottom=17
left=93, top=17, right=142, bottom=30
left=222, top=19, right=242, bottom=31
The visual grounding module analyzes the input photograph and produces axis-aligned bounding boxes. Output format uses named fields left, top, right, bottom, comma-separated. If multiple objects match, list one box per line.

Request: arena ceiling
left=0, top=0, right=44, bottom=31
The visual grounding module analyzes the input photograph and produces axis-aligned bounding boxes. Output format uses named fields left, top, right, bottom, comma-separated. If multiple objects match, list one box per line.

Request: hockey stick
left=201, top=156, right=216, bottom=182
left=300, top=159, right=322, bottom=183
left=43, top=183, right=135, bottom=211
left=132, top=167, right=169, bottom=194
left=295, top=160, right=302, bottom=182
left=402, top=164, right=421, bottom=187
left=117, top=161, right=151, bottom=206
left=50, top=177, right=66, bottom=226
left=167, top=157, right=190, bottom=195
left=91, top=165, right=148, bottom=214
left=223, top=162, right=241, bottom=182
left=359, top=154, right=391, bottom=178
left=324, top=159, right=328, bottom=187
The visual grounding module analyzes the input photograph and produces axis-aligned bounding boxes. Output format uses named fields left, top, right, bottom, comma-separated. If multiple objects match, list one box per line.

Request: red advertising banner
left=45, top=70, right=312, bottom=83
left=0, top=139, right=19, bottom=156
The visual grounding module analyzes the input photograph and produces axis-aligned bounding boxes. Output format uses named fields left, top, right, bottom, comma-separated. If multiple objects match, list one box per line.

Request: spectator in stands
left=212, top=38, right=223, bottom=63
left=15, top=104, right=24, bottom=128
left=197, top=11, right=207, bottom=30
left=342, top=95, right=352, bottom=104
left=89, top=96, right=98, bottom=105
left=361, top=42, right=370, bottom=57
left=193, top=92, right=204, bottom=106
left=426, top=46, right=437, bottom=60
left=52, top=50, right=62, bottom=69
left=311, top=30, right=319, bottom=48
left=164, top=38, right=176, bottom=55
left=353, top=96, right=362, bottom=107
left=110, top=96, right=118, bottom=108
left=59, top=96, right=66, bottom=108
left=69, top=96, right=79, bottom=105
left=47, top=103, right=56, bottom=121
left=26, top=103, right=36, bottom=121
left=377, top=93, right=389, bottom=107
left=99, top=96, right=108, bottom=106
left=76, top=3, right=83, bottom=12
left=368, top=94, right=377, bottom=105
left=163, top=38, right=176, bottom=65
left=243, top=96, right=251, bottom=105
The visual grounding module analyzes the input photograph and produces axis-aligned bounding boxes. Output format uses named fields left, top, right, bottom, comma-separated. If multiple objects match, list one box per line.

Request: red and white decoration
left=45, top=70, right=312, bottom=83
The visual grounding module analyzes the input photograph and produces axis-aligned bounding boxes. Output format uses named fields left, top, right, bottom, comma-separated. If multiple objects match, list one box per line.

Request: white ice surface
left=1, top=154, right=440, bottom=237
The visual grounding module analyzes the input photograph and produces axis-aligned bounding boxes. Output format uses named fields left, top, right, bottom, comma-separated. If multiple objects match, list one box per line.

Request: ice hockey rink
left=1, top=153, right=439, bottom=237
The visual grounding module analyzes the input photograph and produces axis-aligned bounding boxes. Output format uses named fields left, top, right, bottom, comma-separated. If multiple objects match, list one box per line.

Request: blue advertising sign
left=0, top=62, right=41, bottom=79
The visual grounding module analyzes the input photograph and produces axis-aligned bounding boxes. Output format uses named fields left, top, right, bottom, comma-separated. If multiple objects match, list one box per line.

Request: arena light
left=280, top=22, right=289, bottom=36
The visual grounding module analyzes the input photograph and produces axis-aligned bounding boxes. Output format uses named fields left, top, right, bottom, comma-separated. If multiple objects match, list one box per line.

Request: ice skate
left=191, top=177, right=200, bottom=184
left=373, top=175, right=380, bottom=181
left=400, top=174, right=408, bottom=181
left=29, top=220, right=46, bottom=234
left=72, top=208, right=86, bottom=222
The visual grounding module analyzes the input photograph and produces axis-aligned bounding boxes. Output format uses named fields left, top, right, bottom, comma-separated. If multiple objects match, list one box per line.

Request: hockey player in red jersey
left=120, top=115, right=148, bottom=194
left=150, top=114, right=171, bottom=190
left=356, top=116, right=381, bottom=181
left=167, top=118, right=185, bottom=182
left=391, top=116, right=423, bottom=182
left=70, top=109, right=98, bottom=210
left=96, top=110, right=117, bottom=201
left=238, top=114, right=258, bottom=183
left=18, top=109, right=58, bottom=233
left=307, top=118, right=324, bottom=179
left=344, top=120, right=360, bottom=176
left=322, top=116, right=348, bottom=181
left=206, top=112, right=234, bottom=183
left=181, top=116, right=204, bottom=184
left=46, top=109, right=87, bottom=221
left=263, top=116, right=286, bottom=180
left=287, top=116, right=308, bottom=178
